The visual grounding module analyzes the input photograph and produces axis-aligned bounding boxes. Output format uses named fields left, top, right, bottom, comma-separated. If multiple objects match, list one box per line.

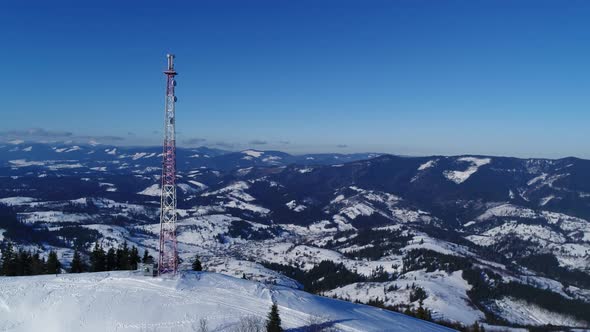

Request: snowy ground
left=326, top=270, right=484, bottom=324
left=0, top=271, right=455, bottom=332
left=486, top=297, right=588, bottom=328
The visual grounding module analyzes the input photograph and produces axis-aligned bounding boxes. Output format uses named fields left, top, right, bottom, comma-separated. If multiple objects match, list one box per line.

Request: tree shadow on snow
left=285, top=319, right=353, bottom=332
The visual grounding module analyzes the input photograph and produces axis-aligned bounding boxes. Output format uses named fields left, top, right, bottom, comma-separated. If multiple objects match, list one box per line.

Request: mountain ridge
left=1, top=142, right=589, bottom=329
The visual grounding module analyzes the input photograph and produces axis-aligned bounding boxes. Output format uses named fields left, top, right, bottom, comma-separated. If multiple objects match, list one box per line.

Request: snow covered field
left=0, top=271, right=454, bottom=332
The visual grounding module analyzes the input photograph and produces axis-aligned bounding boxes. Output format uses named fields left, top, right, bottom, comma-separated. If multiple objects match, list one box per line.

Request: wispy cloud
left=77, top=135, right=126, bottom=142
left=249, top=139, right=267, bottom=145
left=279, top=140, right=290, bottom=145
left=0, top=128, right=73, bottom=138
left=213, top=141, right=236, bottom=149
left=0, top=128, right=126, bottom=145
left=183, top=137, right=207, bottom=145
left=336, top=144, right=348, bottom=148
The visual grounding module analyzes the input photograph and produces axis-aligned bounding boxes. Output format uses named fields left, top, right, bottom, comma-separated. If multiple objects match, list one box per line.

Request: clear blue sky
left=1, top=0, right=589, bottom=158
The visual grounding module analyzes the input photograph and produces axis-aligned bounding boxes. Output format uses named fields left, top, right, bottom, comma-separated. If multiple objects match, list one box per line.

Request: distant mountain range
left=1, top=141, right=589, bottom=330
left=0, top=142, right=382, bottom=170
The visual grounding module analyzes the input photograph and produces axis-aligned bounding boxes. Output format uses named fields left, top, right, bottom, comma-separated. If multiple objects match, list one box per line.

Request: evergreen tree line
left=0, top=241, right=154, bottom=276
left=262, top=260, right=390, bottom=293
left=464, top=268, right=590, bottom=326
left=0, top=242, right=61, bottom=276
left=86, top=241, right=149, bottom=273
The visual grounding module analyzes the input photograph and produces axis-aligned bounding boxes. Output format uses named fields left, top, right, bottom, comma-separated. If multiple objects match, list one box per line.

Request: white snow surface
left=286, top=200, right=307, bottom=212
left=0, top=271, right=454, bottom=332
left=418, top=159, right=437, bottom=171
left=0, top=197, right=37, bottom=206
left=242, top=150, right=263, bottom=158
left=327, top=270, right=484, bottom=324
left=8, top=160, right=45, bottom=167
left=443, top=157, right=491, bottom=184
left=187, top=180, right=208, bottom=190
left=17, top=211, right=91, bottom=224
left=488, top=297, right=588, bottom=327
left=540, top=195, right=555, bottom=206
left=137, top=184, right=160, bottom=197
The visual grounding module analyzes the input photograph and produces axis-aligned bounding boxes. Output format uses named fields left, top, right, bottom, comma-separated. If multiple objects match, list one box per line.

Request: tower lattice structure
left=159, top=54, right=178, bottom=275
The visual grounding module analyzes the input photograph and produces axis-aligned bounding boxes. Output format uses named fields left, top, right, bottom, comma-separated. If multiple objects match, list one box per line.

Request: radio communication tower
left=159, top=54, right=178, bottom=275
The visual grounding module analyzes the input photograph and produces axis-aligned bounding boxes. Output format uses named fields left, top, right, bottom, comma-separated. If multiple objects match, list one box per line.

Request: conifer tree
left=19, top=250, right=34, bottom=276
left=116, top=241, right=130, bottom=270
left=403, top=306, right=413, bottom=316
left=70, top=250, right=86, bottom=273
left=46, top=250, right=61, bottom=275
left=142, top=249, right=148, bottom=263
left=30, top=252, right=45, bottom=275
left=192, top=255, right=202, bottom=272
left=142, top=249, right=153, bottom=264
left=415, top=300, right=432, bottom=321
left=266, top=302, right=283, bottom=332
left=106, top=248, right=116, bottom=271
left=129, top=246, right=140, bottom=270
left=90, top=242, right=106, bottom=272
left=1, top=242, right=17, bottom=276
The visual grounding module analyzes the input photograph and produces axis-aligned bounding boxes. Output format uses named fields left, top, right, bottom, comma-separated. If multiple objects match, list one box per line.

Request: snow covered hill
left=0, top=271, right=454, bottom=332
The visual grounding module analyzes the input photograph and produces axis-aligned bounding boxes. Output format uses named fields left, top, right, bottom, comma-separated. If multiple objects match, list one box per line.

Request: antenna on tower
left=158, top=54, right=178, bottom=275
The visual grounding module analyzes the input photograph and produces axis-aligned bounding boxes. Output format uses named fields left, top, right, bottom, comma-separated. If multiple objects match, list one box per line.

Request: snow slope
left=443, top=157, right=491, bottom=184
left=138, top=184, right=160, bottom=196
left=326, top=270, right=483, bottom=324
left=0, top=271, right=454, bottom=332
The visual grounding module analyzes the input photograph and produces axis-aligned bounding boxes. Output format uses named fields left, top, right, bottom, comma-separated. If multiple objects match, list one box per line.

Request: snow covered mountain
left=1, top=143, right=590, bottom=330
left=0, top=143, right=380, bottom=171
left=0, top=271, right=454, bottom=332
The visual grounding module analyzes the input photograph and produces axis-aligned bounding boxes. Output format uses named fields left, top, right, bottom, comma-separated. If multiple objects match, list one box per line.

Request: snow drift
left=0, top=271, right=454, bottom=332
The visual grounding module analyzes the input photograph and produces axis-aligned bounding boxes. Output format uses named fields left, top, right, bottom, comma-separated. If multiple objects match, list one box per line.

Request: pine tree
left=192, top=255, right=202, bottom=272
left=121, top=241, right=130, bottom=269
left=90, top=242, right=106, bottom=272
left=116, top=241, right=130, bottom=270
left=1, top=242, right=17, bottom=276
left=106, top=248, right=116, bottom=271
left=416, top=303, right=431, bottom=321
left=16, top=250, right=31, bottom=276
left=70, top=250, right=86, bottom=273
left=266, top=302, right=283, bottom=332
left=142, top=249, right=153, bottom=264
left=30, top=252, right=45, bottom=275
left=46, top=250, right=62, bottom=275
left=129, top=246, right=140, bottom=270
left=403, top=307, right=413, bottom=316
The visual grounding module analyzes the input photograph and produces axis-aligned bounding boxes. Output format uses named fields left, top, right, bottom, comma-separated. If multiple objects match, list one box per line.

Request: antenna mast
left=159, top=54, right=178, bottom=275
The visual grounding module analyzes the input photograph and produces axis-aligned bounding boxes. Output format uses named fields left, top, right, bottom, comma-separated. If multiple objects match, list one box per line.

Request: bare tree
left=231, top=315, right=265, bottom=332
left=195, top=318, right=209, bottom=332
left=301, top=314, right=339, bottom=332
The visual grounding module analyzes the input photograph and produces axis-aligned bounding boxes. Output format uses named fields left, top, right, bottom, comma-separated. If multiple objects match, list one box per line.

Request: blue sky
left=1, top=1, right=589, bottom=158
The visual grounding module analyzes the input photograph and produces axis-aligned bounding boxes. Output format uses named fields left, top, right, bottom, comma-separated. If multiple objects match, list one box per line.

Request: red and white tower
left=159, top=54, right=178, bottom=275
